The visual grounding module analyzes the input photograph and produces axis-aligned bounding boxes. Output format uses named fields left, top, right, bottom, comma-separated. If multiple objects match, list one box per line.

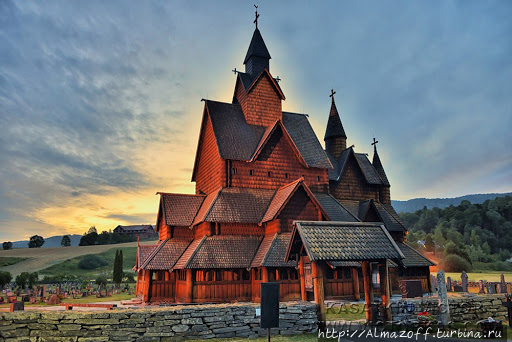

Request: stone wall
left=0, top=301, right=317, bottom=341
left=392, top=294, right=508, bottom=323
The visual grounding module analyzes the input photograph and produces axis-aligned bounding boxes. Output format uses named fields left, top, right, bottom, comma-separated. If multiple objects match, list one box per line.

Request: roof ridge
left=158, top=192, right=206, bottom=197
left=183, top=236, right=207, bottom=269
left=325, top=193, right=361, bottom=222
left=375, top=202, right=407, bottom=230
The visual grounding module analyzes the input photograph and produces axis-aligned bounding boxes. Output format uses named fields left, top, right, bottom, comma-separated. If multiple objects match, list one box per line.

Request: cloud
left=0, top=1, right=511, bottom=239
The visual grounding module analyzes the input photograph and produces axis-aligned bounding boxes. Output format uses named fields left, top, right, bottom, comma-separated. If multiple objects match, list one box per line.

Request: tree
left=2, top=241, right=12, bottom=250
left=424, top=235, right=435, bottom=252
left=15, top=272, right=29, bottom=288
left=61, top=235, right=71, bottom=247
left=0, top=271, right=12, bottom=288
left=113, top=250, right=123, bottom=287
left=27, top=272, right=38, bottom=288
left=28, top=235, right=44, bottom=248
left=88, top=226, right=97, bottom=234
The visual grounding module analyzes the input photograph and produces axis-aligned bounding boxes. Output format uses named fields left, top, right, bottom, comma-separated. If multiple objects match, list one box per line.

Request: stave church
left=134, top=12, right=434, bottom=309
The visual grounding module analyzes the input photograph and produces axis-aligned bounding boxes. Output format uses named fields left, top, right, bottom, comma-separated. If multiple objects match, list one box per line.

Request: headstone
left=500, top=274, right=507, bottom=294
left=47, top=294, right=60, bottom=305
left=431, top=274, right=437, bottom=292
left=501, top=295, right=512, bottom=326
left=461, top=271, right=468, bottom=292
left=56, top=287, right=60, bottom=295
left=453, top=285, right=463, bottom=292
left=42, top=285, right=47, bottom=298
left=479, top=280, right=486, bottom=294
left=10, top=302, right=24, bottom=312
left=437, top=270, right=450, bottom=327
left=487, top=284, right=496, bottom=294
left=446, top=277, right=452, bottom=292
left=29, top=297, right=37, bottom=304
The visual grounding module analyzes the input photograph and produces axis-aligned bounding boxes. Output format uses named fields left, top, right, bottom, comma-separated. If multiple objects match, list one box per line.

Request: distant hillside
left=392, top=192, right=512, bottom=213
left=11, top=234, right=82, bottom=248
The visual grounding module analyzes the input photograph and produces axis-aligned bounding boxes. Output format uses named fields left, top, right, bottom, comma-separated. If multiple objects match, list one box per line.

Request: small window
left=343, top=268, right=352, bottom=280
left=250, top=169, right=254, bottom=176
left=231, top=168, right=237, bottom=175
left=317, top=176, right=320, bottom=182
left=285, top=173, right=289, bottom=179
left=268, top=171, right=272, bottom=178
left=302, top=174, right=306, bottom=179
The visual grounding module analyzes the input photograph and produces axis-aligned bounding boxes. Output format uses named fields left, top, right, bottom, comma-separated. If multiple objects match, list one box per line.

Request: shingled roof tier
left=177, top=235, right=263, bottom=269
left=159, top=193, right=206, bottom=227
left=396, top=242, right=436, bottom=267
left=192, top=187, right=275, bottom=226
left=327, top=147, right=384, bottom=185
left=201, top=100, right=332, bottom=169
left=251, top=233, right=297, bottom=268
left=135, top=244, right=157, bottom=269
left=244, top=28, right=271, bottom=64
left=261, top=179, right=328, bottom=223
left=288, top=221, right=405, bottom=262
left=313, top=193, right=360, bottom=222
left=139, top=239, right=192, bottom=270
left=338, top=200, right=406, bottom=233
left=372, top=147, right=390, bottom=186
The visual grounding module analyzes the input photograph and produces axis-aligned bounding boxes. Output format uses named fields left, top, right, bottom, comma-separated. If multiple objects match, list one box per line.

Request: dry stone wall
left=392, top=294, right=508, bottom=323
left=0, top=301, right=317, bottom=341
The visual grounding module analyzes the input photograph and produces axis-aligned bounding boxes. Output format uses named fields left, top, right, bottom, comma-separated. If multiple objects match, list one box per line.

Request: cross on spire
left=329, top=89, right=336, bottom=103
left=371, top=137, right=379, bottom=151
left=254, top=5, right=259, bottom=29
left=232, top=68, right=238, bottom=75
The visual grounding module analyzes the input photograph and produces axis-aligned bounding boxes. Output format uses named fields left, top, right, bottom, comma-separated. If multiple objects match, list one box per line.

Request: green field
left=0, top=256, right=28, bottom=267
left=0, top=240, right=157, bottom=277
left=433, top=271, right=512, bottom=283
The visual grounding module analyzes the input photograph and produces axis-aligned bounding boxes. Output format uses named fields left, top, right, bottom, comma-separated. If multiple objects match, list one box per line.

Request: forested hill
left=392, top=192, right=512, bottom=213
left=400, top=196, right=512, bottom=271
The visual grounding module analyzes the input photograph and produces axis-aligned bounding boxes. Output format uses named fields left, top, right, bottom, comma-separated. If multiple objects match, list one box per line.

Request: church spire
left=371, top=138, right=390, bottom=186
left=244, top=7, right=271, bottom=76
left=324, top=90, right=347, bottom=159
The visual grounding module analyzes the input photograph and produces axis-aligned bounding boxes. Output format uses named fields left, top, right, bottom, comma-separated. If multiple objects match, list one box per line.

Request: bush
left=78, top=255, right=108, bottom=270
left=441, top=254, right=472, bottom=272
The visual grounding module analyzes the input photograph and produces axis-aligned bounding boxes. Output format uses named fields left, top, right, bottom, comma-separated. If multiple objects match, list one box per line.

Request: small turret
left=324, top=90, right=347, bottom=160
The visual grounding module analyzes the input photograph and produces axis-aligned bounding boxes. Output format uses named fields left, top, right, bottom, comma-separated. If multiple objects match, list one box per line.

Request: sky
left=1, top=1, right=511, bottom=241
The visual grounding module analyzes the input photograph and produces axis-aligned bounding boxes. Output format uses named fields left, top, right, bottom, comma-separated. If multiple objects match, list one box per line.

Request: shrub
left=78, top=255, right=107, bottom=270
left=441, top=254, right=472, bottom=272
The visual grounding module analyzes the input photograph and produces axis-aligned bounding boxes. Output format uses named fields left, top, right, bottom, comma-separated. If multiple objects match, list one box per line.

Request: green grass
left=0, top=256, right=28, bottom=267
left=325, top=303, right=366, bottom=321
left=433, top=271, right=512, bottom=283
left=39, top=247, right=137, bottom=278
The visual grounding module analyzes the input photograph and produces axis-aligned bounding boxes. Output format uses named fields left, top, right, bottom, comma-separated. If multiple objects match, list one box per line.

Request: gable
left=254, top=123, right=306, bottom=167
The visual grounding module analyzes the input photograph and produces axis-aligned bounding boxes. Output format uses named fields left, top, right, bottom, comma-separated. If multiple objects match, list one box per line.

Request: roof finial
left=254, top=5, right=259, bottom=29
left=329, top=89, right=336, bottom=103
left=371, top=137, right=379, bottom=152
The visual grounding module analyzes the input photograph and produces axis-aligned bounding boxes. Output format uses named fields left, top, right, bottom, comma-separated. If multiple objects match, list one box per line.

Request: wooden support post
left=299, top=257, right=307, bottom=301
left=142, top=270, right=151, bottom=302
left=312, top=261, right=326, bottom=329
left=262, top=267, right=269, bottom=282
left=185, top=269, right=194, bottom=303
left=427, top=270, right=433, bottom=293
left=352, top=267, right=360, bottom=301
left=362, top=261, right=373, bottom=322
left=379, top=261, right=391, bottom=322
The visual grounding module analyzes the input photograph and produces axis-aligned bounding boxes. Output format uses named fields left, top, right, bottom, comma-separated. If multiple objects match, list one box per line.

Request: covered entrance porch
left=286, top=221, right=405, bottom=324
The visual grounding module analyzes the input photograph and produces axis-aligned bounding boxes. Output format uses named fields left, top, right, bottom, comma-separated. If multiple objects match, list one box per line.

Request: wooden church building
left=135, top=14, right=434, bottom=305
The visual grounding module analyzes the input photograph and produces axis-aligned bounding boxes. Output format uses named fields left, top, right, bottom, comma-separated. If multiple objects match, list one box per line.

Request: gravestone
left=446, top=277, right=452, bottom=292
left=453, top=285, right=463, bottom=292
left=487, top=284, right=496, bottom=294
left=500, top=274, right=506, bottom=294
left=479, top=280, right=486, bottom=294
left=10, top=302, right=24, bottom=312
left=461, top=271, right=468, bottom=292
left=431, top=274, right=437, bottom=291
left=502, top=295, right=512, bottom=325
left=437, top=270, right=450, bottom=327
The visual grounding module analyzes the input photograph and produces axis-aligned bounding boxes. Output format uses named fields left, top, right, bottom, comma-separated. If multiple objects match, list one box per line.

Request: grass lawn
left=432, top=271, right=512, bottom=283
left=0, top=256, right=28, bottom=267
left=39, top=247, right=137, bottom=278
left=0, top=290, right=135, bottom=308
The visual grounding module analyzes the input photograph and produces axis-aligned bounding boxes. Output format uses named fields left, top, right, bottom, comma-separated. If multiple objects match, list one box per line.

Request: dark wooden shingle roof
left=244, top=28, right=271, bottom=64
left=324, top=100, right=346, bottom=140
left=313, top=193, right=360, bottom=222
left=160, top=193, right=205, bottom=227
left=139, top=239, right=191, bottom=270
left=396, top=242, right=436, bottom=267
left=290, top=221, right=404, bottom=262
left=184, top=235, right=263, bottom=269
